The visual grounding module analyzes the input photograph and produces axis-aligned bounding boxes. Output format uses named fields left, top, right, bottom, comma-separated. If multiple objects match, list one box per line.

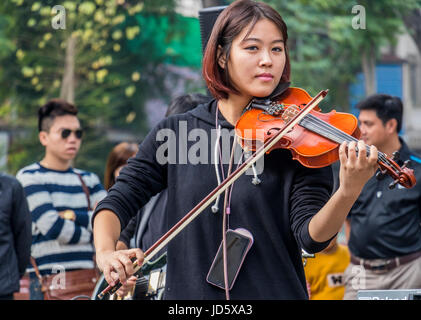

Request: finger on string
left=369, top=145, right=378, bottom=166
left=339, top=141, right=347, bottom=164
left=357, top=140, right=367, bottom=164
left=347, top=141, right=357, bottom=163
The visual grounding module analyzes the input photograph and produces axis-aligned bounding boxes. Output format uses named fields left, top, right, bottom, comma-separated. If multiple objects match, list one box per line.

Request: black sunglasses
left=61, top=129, right=83, bottom=139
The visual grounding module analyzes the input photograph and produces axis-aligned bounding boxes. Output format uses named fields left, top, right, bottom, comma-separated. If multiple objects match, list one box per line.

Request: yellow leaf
left=112, top=30, right=123, bottom=40
left=27, top=18, right=36, bottom=27
left=131, top=72, right=140, bottom=82
left=22, top=67, right=34, bottom=78
left=96, top=69, right=108, bottom=82
left=16, top=49, right=25, bottom=60
left=31, top=77, right=39, bottom=85
left=63, top=1, right=77, bottom=11
left=126, top=111, right=136, bottom=123
left=79, top=2, right=96, bottom=15
left=35, top=66, right=43, bottom=74
left=40, top=6, right=51, bottom=16
left=102, top=96, right=110, bottom=104
left=94, top=10, right=104, bottom=22
left=125, top=85, right=136, bottom=97
left=112, top=15, right=125, bottom=25
left=31, top=2, right=41, bottom=11
left=43, top=33, right=52, bottom=41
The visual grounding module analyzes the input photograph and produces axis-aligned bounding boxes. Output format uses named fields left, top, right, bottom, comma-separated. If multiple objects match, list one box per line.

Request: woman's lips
left=256, top=73, right=274, bottom=81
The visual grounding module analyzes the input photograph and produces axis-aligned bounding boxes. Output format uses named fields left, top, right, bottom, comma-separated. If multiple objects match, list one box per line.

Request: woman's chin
left=252, top=90, right=274, bottom=98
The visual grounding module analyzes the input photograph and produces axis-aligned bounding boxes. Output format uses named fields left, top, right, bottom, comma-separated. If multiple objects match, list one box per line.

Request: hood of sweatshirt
left=189, top=99, right=232, bottom=129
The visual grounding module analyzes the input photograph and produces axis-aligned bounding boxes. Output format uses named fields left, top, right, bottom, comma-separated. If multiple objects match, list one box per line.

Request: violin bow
left=98, top=89, right=329, bottom=299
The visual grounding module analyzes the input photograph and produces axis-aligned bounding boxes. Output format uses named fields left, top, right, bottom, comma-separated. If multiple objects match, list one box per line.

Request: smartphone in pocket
left=206, top=228, right=253, bottom=290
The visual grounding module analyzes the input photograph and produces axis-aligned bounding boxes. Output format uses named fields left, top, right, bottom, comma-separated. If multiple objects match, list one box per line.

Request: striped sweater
left=16, top=163, right=107, bottom=276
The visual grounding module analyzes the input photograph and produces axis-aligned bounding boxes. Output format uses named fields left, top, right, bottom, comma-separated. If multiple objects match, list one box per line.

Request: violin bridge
left=282, top=105, right=300, bottom=123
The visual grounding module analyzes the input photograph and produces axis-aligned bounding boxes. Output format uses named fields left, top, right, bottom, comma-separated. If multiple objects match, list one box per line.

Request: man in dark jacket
left=343, top=94, right=421, bottom=299
left=0, top=173, right=31, bottom=299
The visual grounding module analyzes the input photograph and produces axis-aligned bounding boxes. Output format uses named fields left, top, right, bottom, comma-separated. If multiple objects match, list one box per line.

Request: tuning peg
left=389, top=179, right=400, bottom=189
left=392, top=151, right=400, bottom=161
left=402, top=159, right=411, bottom=169
left=376, top=169, right=387, bottom=180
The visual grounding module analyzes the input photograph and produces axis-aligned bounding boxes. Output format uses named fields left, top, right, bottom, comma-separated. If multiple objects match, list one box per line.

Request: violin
left=235, top=87, right=416, bottom=189
left=98, top=87, right=415, bottom=299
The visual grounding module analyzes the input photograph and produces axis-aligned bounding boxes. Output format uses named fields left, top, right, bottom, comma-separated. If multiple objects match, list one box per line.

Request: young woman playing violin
left=92, top=0, right=379, bottom=299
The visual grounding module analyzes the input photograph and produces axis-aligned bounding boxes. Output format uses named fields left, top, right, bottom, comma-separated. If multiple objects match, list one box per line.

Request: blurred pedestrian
left=0, top=173, right=31, bottom=300
left=16, top=98, right=106, bottom=300
left=104, top=142, right=139, bottom=192
left=343, top=94, right=421, bottom=299
left=304, top=236, right=350, bottom=300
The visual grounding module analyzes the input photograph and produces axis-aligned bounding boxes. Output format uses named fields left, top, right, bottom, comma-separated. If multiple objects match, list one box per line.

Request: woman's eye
left=245, top=46, right=258, bottom=51
left=272, top=47, right=283, bottom=52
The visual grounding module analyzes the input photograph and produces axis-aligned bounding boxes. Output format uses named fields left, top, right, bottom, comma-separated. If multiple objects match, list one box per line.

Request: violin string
left=304, top=114, right=368, bottom=152
left=307, top=114, right=396, bottom=170
left=266, top=107, right=394, bottom=166
left=304, top=114, right=390, bottom=164
left=302, top=113, right=396, bottom=169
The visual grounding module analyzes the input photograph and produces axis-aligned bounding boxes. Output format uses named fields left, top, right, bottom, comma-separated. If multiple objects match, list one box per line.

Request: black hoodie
left=0, top=173, right=31, bottom=296
left=93, top=99, right=333, bottom=299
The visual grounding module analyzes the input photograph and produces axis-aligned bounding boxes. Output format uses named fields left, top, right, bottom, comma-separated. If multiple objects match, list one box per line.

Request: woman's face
left=225, top=18, right=286, bottom=100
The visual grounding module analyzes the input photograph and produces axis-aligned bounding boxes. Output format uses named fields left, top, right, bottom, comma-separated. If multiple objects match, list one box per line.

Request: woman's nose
left=259, top=49, right=273, bottom=67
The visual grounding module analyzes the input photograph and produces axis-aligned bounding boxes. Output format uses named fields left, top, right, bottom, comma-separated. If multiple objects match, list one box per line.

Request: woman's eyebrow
left=242, top=37, right=284, bottom=44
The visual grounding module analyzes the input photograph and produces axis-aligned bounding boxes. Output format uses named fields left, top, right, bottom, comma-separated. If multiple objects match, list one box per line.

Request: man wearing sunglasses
left=16, top=99, right=107, bottom=300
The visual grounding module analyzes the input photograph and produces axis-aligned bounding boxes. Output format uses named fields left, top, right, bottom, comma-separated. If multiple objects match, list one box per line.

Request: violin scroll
left=378, top=157, right=416, bottom=189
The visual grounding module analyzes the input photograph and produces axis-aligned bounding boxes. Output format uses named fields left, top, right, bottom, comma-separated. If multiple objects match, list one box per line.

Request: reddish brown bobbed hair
left=202, top=0, right=290, bottom=100
left=104, top=142, right=139, bottom=190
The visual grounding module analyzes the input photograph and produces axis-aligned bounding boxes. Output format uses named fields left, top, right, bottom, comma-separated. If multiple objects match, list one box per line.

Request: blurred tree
left=264, top=0, right=420, bottom=101
left=201, top=0, right=227, bottom=7
left=0, top=0, right=206, bottom=178
left=401, top=8, right=421, bottom=54
left=320, top=0, right=420, bottom=96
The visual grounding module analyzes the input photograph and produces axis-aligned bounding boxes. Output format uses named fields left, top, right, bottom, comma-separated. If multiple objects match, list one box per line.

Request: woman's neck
left=217, top=95, right=252, bottom=126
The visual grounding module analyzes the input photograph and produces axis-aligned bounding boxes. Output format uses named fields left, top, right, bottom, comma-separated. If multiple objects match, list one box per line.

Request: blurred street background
left=0, top=0, right=420, bottom=182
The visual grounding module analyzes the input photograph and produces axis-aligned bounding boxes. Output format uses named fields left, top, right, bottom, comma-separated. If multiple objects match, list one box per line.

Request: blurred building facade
left=350, top=30, right=421, bottom=151
left=397, top=33, right=421, bottom=150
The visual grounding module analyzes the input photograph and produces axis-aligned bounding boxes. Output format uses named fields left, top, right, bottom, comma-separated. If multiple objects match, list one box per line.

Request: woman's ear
left=217, top=45, right=226, bottom=69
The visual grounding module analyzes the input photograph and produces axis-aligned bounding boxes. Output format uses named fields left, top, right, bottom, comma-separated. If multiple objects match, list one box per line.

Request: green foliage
left=3, top=0, right=419, bottom=178
left=0, top=0, right=204, bottom=179
left=263, top=0, right=420, bottom=111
